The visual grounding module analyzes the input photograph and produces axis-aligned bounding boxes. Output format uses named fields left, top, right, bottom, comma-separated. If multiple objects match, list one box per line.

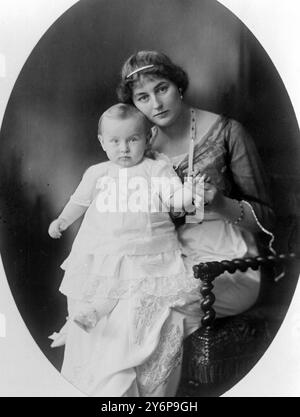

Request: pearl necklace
left=188, top=108, right=196, bottom=178
left=186, top=107, right=204, bottom=223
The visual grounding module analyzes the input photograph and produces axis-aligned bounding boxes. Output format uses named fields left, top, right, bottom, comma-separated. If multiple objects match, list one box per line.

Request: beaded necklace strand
left=187, top=108, right=196, bottom=178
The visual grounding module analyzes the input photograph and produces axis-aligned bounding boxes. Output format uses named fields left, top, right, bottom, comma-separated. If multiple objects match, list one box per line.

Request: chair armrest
left=193, top=253, right=298, bottom=329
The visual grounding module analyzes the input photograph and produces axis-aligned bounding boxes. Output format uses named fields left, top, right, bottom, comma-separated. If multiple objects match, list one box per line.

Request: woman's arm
left=204, top=184, right=262, bottom=233
left=205, top=120, right=275, bottom=234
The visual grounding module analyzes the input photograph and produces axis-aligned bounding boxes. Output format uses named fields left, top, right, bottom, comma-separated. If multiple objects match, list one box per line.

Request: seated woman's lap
left=173, top=267, right=260, bottom=338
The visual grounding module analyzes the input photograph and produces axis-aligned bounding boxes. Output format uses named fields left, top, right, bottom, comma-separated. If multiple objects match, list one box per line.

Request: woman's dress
left=170, top=115, right=275, bottom=320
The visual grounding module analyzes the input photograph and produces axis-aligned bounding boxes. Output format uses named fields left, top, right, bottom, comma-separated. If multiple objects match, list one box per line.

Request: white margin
left=0, top=0, right=299, bottom=397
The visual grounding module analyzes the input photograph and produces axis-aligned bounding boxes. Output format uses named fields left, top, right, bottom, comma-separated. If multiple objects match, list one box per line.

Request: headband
left=126, top=64, right=155, bottom=79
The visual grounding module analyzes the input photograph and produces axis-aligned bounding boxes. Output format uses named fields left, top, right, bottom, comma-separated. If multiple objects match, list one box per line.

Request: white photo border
left=0, top=0, right=299, bottom=397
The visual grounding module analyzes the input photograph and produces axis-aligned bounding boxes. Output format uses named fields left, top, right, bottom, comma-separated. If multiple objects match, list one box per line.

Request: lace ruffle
left=59, top=249, right=200, bottom=302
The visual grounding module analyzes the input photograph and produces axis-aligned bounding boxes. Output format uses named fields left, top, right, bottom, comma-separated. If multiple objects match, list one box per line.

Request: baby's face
left=99, top=116, right=148, bottom=168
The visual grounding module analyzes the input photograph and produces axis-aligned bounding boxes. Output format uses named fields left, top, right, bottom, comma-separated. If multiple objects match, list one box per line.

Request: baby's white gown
left=59, top=157, right=201, bottom=396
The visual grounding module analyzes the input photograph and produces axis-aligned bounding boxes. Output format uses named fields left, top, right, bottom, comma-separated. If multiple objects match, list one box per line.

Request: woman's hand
left=201, top=175, right=225, bottom=211
left=48, top=218, right=68, bottom=239
left=203, top=177, right=261, bottom=232
left=204, top=182, right=225, bottom=210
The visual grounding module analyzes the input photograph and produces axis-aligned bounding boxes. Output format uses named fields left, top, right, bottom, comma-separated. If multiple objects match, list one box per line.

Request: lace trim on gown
left=136, top=321, right=183, bottom=395
left=60, top=250, right=200, bottom=301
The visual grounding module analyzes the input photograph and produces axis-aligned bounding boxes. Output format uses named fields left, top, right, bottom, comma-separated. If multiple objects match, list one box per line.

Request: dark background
left=0, top=0, right=299, bottom=393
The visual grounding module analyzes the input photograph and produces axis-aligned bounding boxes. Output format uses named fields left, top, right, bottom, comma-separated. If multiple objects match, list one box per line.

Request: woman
left=117, top=50, right=275, bottom=392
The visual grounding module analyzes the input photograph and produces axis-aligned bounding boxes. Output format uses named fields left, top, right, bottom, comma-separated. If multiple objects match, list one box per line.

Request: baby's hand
left=183, top=176, right=204, bottom=212
left=48, top=218, right=67, bottom=239
left=193, top=175, right=205, bottom=209
left=182, top=178, right=195, bottom=212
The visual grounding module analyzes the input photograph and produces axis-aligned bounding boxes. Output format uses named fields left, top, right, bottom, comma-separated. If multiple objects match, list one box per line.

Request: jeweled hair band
left=126, top=64, right=155, bottom=79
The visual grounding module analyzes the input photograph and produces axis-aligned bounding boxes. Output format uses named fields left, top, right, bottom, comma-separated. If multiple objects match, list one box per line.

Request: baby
left=49, top=103, right=203, bottom=345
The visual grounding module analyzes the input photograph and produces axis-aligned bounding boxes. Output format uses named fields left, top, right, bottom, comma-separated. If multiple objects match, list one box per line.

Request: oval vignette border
left=0, top=0, right=300, bottom=396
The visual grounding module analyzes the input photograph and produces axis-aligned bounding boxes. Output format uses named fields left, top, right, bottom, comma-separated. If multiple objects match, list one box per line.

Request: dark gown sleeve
left=225, top=119, right=275, bottom=233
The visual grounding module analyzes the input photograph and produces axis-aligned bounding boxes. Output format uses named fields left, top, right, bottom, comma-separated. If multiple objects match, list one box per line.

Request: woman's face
left=131, top=76, right=183, bottom=128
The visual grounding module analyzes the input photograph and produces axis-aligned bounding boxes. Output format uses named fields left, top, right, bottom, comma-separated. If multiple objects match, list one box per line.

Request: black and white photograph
left=0, top=0, right=300, bottom=397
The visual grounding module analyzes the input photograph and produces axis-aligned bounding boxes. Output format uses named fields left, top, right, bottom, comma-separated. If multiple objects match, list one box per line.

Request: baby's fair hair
left=98, top=103, right=155, bottom=159
left=98, top=103, right=152, bottom=137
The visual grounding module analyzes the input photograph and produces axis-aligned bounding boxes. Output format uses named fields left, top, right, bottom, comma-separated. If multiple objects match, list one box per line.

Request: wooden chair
left=176, top=253, right=299, bottom=397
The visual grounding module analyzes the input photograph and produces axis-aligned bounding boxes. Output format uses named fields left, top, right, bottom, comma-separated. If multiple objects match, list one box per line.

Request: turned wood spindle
left=193, top=253, right=298, bottom=330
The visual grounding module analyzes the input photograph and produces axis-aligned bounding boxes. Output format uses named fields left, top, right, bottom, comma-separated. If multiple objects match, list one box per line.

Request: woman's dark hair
left=117, top=50, right=189, bottom=104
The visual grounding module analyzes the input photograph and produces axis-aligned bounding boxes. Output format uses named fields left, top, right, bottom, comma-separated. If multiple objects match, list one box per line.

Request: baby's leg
left=73, top=298, right=118, bottom=332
